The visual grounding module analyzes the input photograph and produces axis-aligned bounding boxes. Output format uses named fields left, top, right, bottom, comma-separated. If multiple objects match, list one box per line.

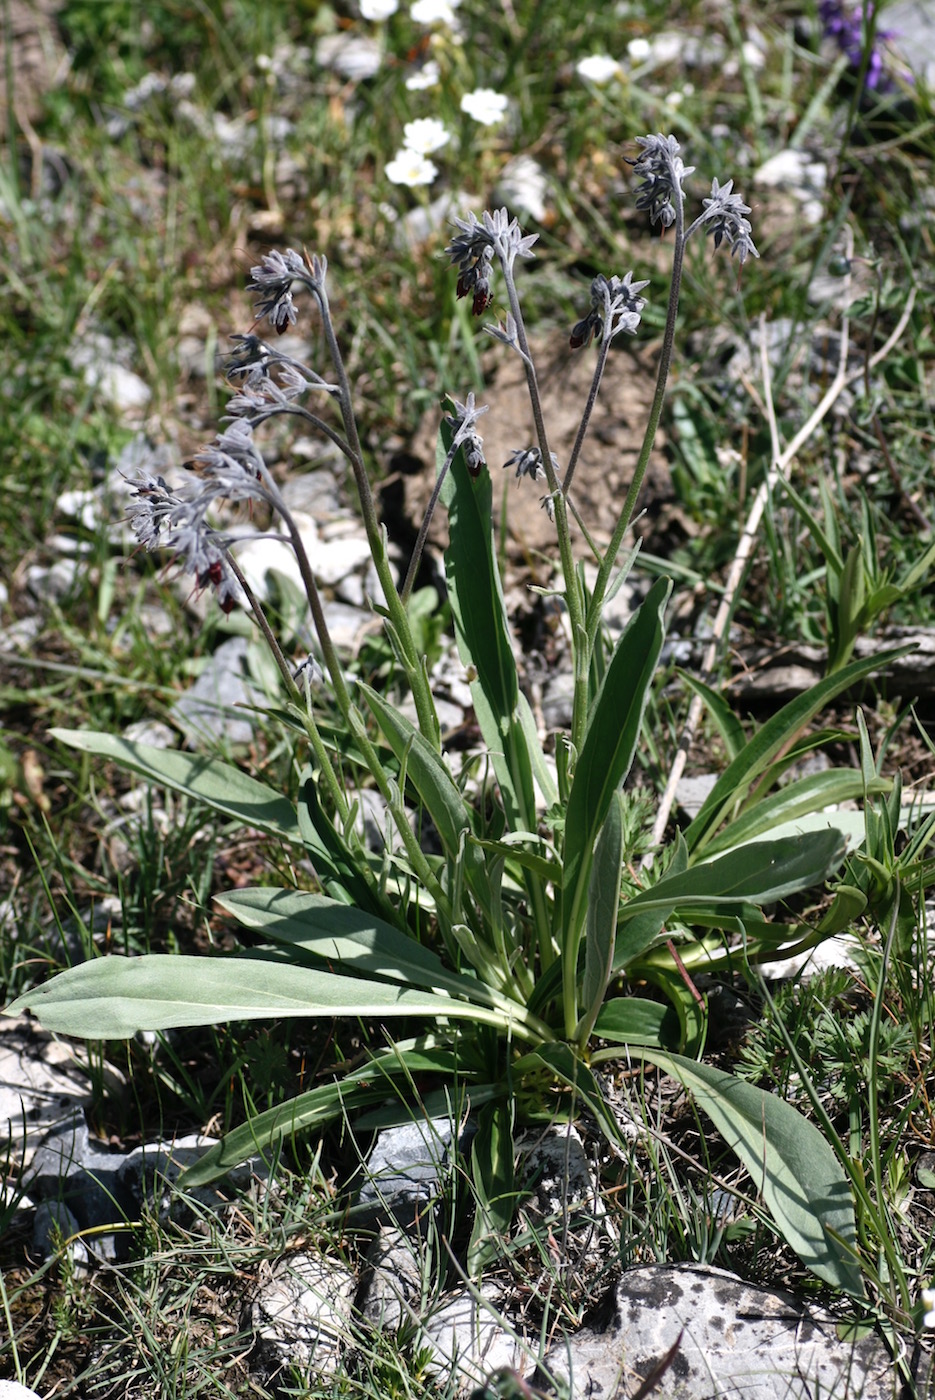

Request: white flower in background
left=405, top=59, right=441, bottom=89
left=663, top=81, right=693, bottom=107
left=627, top=36, right=652, bottom=60
left=411, top=0, right=459, bottom=23
left=576, top=54, right=622, bottom=84
left=402, top=117, right=451, bottom=154
left=923, top=1287, right=935, bottom=1328
left=741, top=37, right=766, bottom=69
left=360, top=0, right=399, bottom=17
left=460, top=88, right=509, bottom=126
left=386, top=148, right=439, bottom=185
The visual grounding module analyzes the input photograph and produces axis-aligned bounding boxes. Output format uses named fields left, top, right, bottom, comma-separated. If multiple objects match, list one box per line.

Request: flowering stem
left=587, top=181, right=686, bottom=655
left=499, top=259, right=588, bottom=751
left=312, top=270, right=440, bottom=746
left=400, top=428, right=464, bottom=606
left=223, top=549, right=351, bottom=825
left=562, top=336, right=612, bottom=501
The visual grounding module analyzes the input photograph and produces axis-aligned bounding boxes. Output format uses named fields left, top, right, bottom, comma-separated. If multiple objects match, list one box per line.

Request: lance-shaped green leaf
left=297, top=771, right=397, bottom=918
left=3, top=950, right=539, bottom=1040
left=561, top=577, right=669, bottom=1025
left=469, top=1098, right=516, bottom=1274
left=592, top=997, right=680, bottom=1048
left=702, top=771, right=890, bottom=856
left=440, top=420, right=537, bottom=834
left=682, top=647, right=913, bottom=854
left=52, top=728, right=299, bottom=842
left=216, top=888, right=532, bottom=1024
left=577, top=790, right=624, bottom=1044
left=637, top=1051, right=864, bottom=1297
left=678, top=671, right=747, bottom=762
left=613, top=831, right=846, bottom=970
left=180, top=1041, right=460, bottom=1187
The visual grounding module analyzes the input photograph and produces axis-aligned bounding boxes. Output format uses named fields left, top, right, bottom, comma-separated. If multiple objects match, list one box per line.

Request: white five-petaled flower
left=410, top=0, right=459, bottom=23
left=405, top=59, right=441, bottom=89
left=460, top=88, right=509, bottom=126
left=402, top=117, right=451, bottom=154
left=922, top=1287, right=935, bottom=1328
left=360, top=0, right=399, bottom=16
left=386, top=148, right=438, bottom=186
left=576, top=54, right=622, bottom=85
left=627, top=36, right=652, bottom=61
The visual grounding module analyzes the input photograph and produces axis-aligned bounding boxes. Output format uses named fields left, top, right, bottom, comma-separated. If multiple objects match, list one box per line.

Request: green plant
left=6, top=136, right=884, bottom=1294
left=776, top=471, right=935, bottom=674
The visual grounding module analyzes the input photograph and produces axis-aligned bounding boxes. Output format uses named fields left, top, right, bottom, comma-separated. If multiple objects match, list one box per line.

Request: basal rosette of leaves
left=6, top=136, right=908, bottom=1299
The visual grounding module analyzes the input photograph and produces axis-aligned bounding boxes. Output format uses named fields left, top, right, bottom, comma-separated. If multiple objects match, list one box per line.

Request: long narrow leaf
left=297, top=773, right=400, bottom=922
left=3, top=952, right=527, bottom=1039
left=702, top=771, right=890, bottom=856
left=678, top=671, right=747, bottom=762
left=217, top=888, right=524, bottom=1019
left=578, top=791, right=625, bottom=1043
left=637, top=1051, right=863, bottom=1297
left=621, top=831, right=846, bottom=921
left=440, top=421, right=537, bottom=832
left=682, top=646, right=913, bottom=853
left=358, top=681, right=493, bottom=919
left=469, top=1098, right=516, bottom=1274
left=561, top=578, right=669, bottom=1007
left=181, top=1041, right=460, bottom=1187
left=52, top=728, right=299, bottom=842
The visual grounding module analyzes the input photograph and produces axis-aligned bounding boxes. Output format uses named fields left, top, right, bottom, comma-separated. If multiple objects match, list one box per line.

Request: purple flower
left=818, top=0, right=899, bottom=91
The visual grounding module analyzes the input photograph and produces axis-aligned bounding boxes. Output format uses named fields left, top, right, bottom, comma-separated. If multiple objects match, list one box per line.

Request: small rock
left=24, top=559, right=81, bottom=604
left=33, top=1199, right=88, bottom=1272
left=250, top=1252, right=357, bottom=1383
left=760, top=933, right=861, bottom=980
left=316, top=32, right=382, bottom=80
left=674, top=773, right=718, bottom=819
left=122, top=719, right=177, bottom=749
left=421, top=1282, right=526, bottom=1389
left=886, top=0, right=935, bottom=86
left=172, top=636, right=263, bottom=745
left=359, top=1224, right=427, bottom=1331
left=0, top=1018, right=95, bottom=1175
left=314, top=533, right=372, bottom=587
left=0, top=1381, right=46, bottom=1400
left=322, top=600, right=371, bottom=650
left=357, top=1118, right=464, bottom=1229
left=754, top=149, right=828, bottom=227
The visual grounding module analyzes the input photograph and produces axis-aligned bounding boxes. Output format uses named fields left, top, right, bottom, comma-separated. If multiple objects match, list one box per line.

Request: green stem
left=498, top=259, right=590, bottom=760
left=562, top=336, right=611, bottom=500
left=587, top=187, right=687, bottom=657
left=313, top=274, right=439, bottom=746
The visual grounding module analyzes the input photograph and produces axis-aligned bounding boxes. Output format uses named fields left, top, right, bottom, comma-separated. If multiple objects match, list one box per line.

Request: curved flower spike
left=628, top=133, right=695, bottom=230
left=701, top=178, right=760, bottom=264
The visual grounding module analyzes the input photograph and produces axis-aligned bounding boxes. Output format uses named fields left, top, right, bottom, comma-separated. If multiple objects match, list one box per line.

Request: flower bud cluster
left=247, top=248, right=326, bottom=335
left=127, top=419, right=274, bottom=614
left=446, top=209, right=538, bottom=316
left=700, top=178, right=760, bottom=264
left=445, top=393, right=488, bottom=477
left=629, top=133, right=695, bottom=230
left=570, top=272, right=650, bottom=349
left=503, top=446, right=558, bottom=483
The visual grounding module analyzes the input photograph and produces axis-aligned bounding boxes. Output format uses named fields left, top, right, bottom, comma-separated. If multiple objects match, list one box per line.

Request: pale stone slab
left=540, top=1264, right=892, bottom=1400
